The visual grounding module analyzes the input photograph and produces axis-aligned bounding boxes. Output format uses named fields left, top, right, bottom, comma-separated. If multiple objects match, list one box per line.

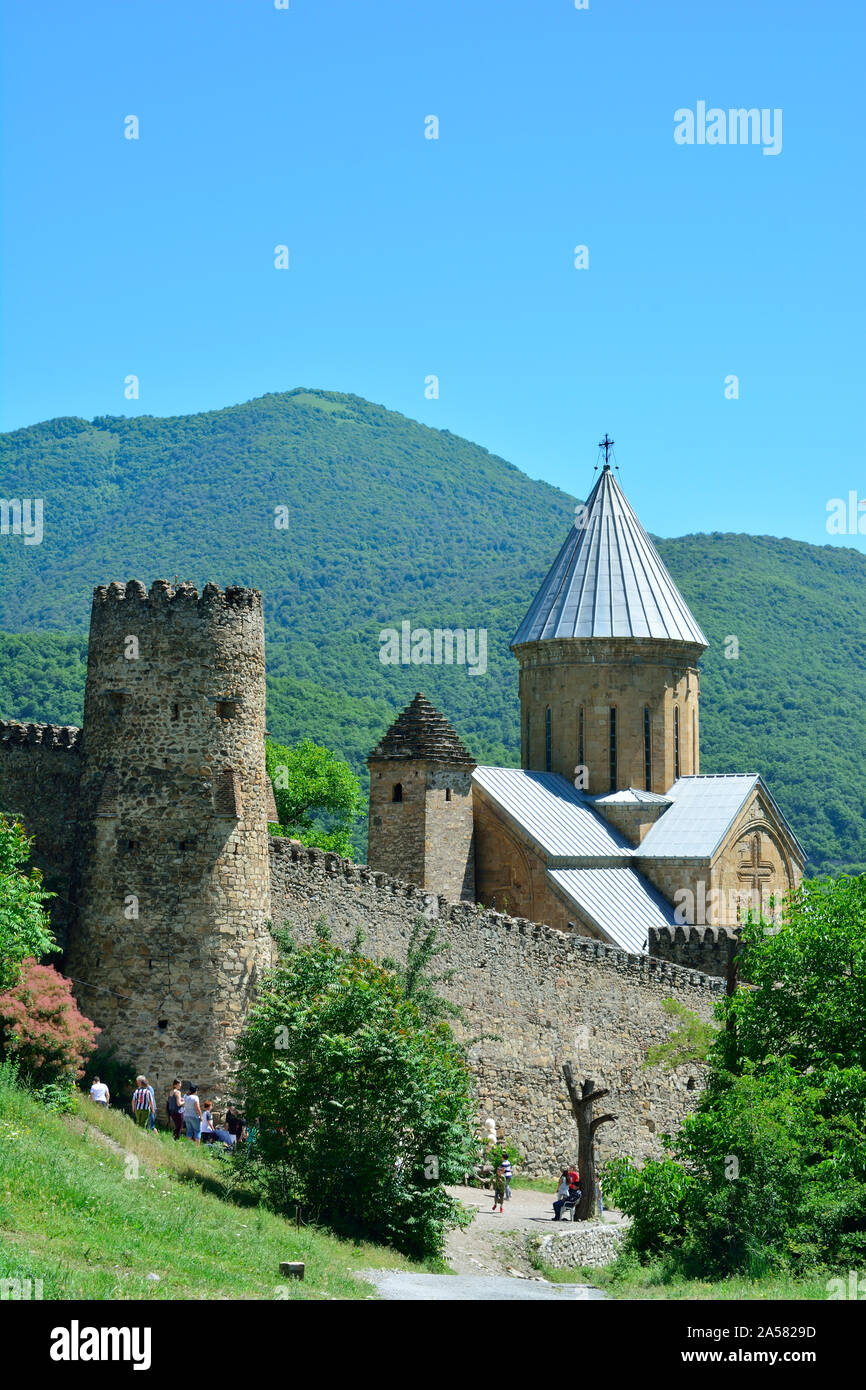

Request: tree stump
left=562, top=1063, right=617, bottom=1221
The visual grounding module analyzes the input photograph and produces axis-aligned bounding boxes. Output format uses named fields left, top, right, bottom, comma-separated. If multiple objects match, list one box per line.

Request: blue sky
left=1, top=0, right=863, bottom=549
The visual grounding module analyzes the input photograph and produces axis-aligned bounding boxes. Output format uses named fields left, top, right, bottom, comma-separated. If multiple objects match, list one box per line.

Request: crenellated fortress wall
left=0, top=721, right=83, bottom=950
left=0, top=579, right=733, bottom=1170
left=268, top=838, right=726, bottom=1173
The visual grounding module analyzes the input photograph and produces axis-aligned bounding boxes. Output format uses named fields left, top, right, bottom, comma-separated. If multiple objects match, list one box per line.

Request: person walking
left=182, top=1085, right=202, bottom=1143
left=492, top=1163, right=506, bottom=1215
left=89, top=1076, right=110, bottom=1107
left=131, top=1076, right=156, bottom=1131
left=166, top=1079, right=184, bottom=1141
left=499, top=1148, right=513, bottom=1200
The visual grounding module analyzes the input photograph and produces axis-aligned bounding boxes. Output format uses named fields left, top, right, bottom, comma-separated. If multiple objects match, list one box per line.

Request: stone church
left=367, top=460, right=804, bottom=950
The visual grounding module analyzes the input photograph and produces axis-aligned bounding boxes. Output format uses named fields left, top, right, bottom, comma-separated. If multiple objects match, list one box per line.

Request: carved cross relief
left=736, top=830, right=775, bottom=919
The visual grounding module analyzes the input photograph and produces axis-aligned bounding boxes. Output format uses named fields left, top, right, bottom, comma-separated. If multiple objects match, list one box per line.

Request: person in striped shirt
left=498, top=1148, right=513, bottom=1200
left=131, top=1075, right=156, bottom=1131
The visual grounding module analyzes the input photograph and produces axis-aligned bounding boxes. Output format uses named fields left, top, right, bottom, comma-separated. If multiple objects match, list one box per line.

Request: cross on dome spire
left=598, top=433, right=615, bottom=469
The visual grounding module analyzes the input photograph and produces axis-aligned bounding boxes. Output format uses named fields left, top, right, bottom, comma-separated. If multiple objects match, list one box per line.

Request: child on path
left=492, top=1163, right=506, bottom=1214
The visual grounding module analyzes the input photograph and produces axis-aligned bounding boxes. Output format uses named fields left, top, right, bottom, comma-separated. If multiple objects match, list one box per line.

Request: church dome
left=512, top=464, right=708, bottom=647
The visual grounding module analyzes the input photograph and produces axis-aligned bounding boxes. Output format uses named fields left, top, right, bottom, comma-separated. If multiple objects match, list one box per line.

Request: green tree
left=605, top=875, right=866, bottom=1276
left=232, top=929, right=479, bottom=1258
left=0, top=817, right=56, bottom=993
left=382, top=918, right=466, bottom=1027
left=265, top=738, right=364, bottom=858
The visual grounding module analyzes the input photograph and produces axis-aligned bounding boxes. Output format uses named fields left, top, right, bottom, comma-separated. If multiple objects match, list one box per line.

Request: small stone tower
left=512, top=460, right=708, bottom=795
left=367, top=692, right=476, bottom=901
left=65, top=580, right=273, bottom=1098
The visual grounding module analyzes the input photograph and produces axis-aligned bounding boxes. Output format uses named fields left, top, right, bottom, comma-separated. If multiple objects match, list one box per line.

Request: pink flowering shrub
left=0, top=958, right=99, bottom=1086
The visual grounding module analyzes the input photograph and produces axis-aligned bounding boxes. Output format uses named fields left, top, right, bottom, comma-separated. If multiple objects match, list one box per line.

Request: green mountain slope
left=1, top=388, right=864, bottom=874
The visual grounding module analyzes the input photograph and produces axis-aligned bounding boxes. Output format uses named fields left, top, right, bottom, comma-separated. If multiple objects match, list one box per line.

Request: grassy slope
left=0, top=1080, right=427, bottom=1300
left=536, top=1260, right=833, bottom=1300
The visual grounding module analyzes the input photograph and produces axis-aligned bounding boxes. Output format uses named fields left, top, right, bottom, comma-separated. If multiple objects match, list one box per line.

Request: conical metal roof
left=512, top=466, right=708, bottom=646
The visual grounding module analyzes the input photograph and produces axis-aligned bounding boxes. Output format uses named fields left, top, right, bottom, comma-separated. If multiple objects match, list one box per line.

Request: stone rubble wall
left=532, top=1223, right=627, bottom=1270
left=269, top=839, right=726, bottom=1175
left=0, top=720, right=83, bottom=951
left=649, top=923, right=737, bottom=978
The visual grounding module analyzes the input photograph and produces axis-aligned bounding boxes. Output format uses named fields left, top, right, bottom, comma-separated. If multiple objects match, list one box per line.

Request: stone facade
left=367, top=693, right=476, bottom=901
left=532, top=1223, right=627, bottom=1269
left=0, top=721, right=82, bottom=951
left=59, top=580, right=274, bottom=1100
left=472, top=787, right=608, bottom=935
left=650, top=924, right=738, bottom=978
left=269, top=839, right=725, bottom=1174
left=513, top=636, right=704, bottom=794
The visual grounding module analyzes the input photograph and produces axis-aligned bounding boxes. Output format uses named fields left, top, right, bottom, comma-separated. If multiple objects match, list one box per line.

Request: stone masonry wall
left=65, top=581, right=274, bottom=1102
left=513, top=636, right=703, bottom=794
left=0, top=721, right=83, bottom=951
left=269, top=839, right=726, bottom=1174
left=650, top=923, right=737, bottom=979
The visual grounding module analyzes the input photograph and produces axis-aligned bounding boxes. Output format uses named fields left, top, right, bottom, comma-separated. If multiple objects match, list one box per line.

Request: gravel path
left=361, top=1270, right=606, bottom=1301
left=361, top=1184, right=612, bottom=1300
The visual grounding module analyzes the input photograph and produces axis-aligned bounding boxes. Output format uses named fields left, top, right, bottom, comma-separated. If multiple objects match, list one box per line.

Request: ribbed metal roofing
left=512, top=466, right=709, bottom=646
left=588, top=788, right=672, bottom=807
left=472, top=766, right=633, bottom=862
left=637, top=775, right=760, bottom=859
left=548, top=867, right=678, bottom=953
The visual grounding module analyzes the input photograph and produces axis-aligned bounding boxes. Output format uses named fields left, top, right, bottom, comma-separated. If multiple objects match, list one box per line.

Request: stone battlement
left=649, top=922, right=738, bottom=978
left=268, top=837, right=727, bottom=992
left=0, top=719, right=82, bottom=750
left=91, top=579, right=262, bottom=611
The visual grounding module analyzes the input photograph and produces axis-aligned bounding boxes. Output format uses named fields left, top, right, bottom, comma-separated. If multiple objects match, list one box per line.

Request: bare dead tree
left=562, top=1063, right=617, bottom=1221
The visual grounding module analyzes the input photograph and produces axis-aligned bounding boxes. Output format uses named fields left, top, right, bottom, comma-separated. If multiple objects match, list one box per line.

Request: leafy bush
left=233, top=929, right=479, bottom=1259
left=0, top=958, right=99, bottom=1086
left=79, top=1044, right=138, bottom=1113
left=0, top=817, right=56, bottom=993
left=607, top=875, right=866, bottom=1277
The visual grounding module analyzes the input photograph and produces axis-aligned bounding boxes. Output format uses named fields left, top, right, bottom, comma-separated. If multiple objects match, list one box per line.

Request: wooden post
left=562, top=1063, right=617, bottom=1221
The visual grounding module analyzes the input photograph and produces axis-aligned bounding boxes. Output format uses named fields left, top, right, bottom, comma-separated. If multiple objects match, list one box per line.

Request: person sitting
left=552, top=1169, right=570, bottom=1220
left=200, top=1101, right=217, bottom=1144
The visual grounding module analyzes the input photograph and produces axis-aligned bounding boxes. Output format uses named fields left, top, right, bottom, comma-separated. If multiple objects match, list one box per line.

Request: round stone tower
left=512, top=463, right=708, bottom=795
left=66, top=580, right=272, bottom=1099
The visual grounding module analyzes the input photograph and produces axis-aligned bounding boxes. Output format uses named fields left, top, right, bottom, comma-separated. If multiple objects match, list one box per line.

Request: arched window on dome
left=674, top=706, right=680, bottom=781
left=644, top=706, right=652, bottom=791
left=609, top=707, right=617, bottom=790
left=392, top=783, right=403, bottom=803
left=545, top=707, right=552, bottom=772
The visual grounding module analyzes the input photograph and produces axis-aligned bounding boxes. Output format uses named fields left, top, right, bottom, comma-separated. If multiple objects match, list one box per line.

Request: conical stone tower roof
left=512, top=466, right=708, bottom=647
left=368, top=693, right=476, bottom=765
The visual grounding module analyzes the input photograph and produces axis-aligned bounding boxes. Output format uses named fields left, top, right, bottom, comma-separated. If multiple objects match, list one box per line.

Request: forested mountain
left=1, top=387, right=864, bottom=873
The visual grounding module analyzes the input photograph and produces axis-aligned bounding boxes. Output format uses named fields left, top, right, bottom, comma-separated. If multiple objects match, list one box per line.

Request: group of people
left=551, top=1167, right=603, bottom=1220
left=88, top=1073, right=247, bottom=1152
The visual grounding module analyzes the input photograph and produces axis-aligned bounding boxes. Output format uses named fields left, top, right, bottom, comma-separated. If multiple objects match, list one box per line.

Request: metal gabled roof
left=472, top=766, right=633, bottom=862
left=547, top=866, right=678, bottom=954
left=587, top=787, right=672, bottom=807
left=512, top=466, right=709, bottom=646
left=637, top=774, right=761, bottom=859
